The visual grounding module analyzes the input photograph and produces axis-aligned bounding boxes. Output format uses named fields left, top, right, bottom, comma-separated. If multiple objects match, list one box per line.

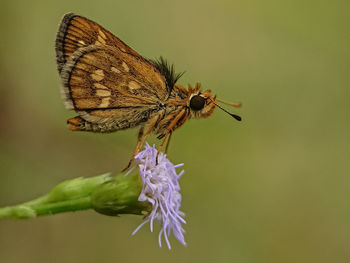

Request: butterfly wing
left=56, top=13, right=148, bottom=74
left=60, top=44, right=167, bottom=130
left=56, top=13, right=168, bottom=131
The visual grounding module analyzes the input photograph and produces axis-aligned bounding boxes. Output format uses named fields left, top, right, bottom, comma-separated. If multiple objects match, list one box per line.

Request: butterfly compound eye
left=189, top=95, right=205, bottom=111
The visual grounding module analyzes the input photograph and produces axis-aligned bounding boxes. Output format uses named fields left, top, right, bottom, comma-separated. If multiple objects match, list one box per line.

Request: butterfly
left=55, top=13, right=241, bottom=169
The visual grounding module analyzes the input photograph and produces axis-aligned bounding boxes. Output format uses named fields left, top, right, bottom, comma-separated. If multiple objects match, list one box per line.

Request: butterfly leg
left=134, top=126, right=144, bottom=152
left=156, top=133, right=169, bottom=164
left=156, top=109, right=187, bottom=162
left=122, top=115, right=159, bottom=171
left=126, top=127, right=144, bottom=167
left=156, top=131, right=172, bottom=156
left=165, top=131, right=173, bottom=154
left=155, top=131, right=173, bottom=165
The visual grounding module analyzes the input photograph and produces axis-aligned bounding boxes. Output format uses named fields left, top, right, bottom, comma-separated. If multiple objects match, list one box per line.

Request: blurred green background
left=1, top=0, right=349, bottom=262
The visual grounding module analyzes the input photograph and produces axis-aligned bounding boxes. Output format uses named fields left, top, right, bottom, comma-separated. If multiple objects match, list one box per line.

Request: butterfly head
left=189, top=90, right=217, bottom=119
left=188, top=83, right=242, bottom=121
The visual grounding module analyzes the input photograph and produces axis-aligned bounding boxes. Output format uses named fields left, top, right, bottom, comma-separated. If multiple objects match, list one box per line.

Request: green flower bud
left=91, top=172, right=149, bottom=216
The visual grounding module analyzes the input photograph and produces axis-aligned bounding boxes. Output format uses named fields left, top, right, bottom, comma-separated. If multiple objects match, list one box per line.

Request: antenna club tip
left=234, top=115, right=242, bottom=121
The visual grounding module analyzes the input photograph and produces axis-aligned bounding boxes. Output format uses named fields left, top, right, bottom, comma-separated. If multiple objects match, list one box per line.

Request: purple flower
left=132, top=144, right=186, bottom=249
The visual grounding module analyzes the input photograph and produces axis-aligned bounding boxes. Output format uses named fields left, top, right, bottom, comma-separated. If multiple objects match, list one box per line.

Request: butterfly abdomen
left=67, top=116, right=119, bottom=133
left=67, top=116, right=91, bottom=131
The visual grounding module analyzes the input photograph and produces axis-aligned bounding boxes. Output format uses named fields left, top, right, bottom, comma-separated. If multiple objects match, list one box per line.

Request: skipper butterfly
left=55, top=13, right=241, bottom=169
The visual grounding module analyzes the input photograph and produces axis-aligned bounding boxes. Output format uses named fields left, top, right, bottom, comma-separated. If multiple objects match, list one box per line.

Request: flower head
left=132, top=144, right=186, bottom=249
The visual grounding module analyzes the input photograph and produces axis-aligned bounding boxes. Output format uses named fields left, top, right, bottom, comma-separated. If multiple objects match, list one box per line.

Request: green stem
left=0, top=173, right=110, bottom=219
left=0, top=197, right=92, bottom=219
left=32, top=197, right=92, bottom=215
left=0, top=172, right=147, bottom=220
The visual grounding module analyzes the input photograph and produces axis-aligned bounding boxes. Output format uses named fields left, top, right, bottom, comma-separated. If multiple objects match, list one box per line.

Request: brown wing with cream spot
left=60, top=45, right=167, bottom=124
left=56, top=13, right=147, bottom=74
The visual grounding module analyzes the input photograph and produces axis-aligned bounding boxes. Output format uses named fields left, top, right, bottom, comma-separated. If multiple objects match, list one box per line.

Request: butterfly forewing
left=56, top=13, right=169, bottom=129
left=60, top=44, right=167, bottom=127
left=56, top=13, right=147, bottom=74
left=61, top=45, right=165, bottom=107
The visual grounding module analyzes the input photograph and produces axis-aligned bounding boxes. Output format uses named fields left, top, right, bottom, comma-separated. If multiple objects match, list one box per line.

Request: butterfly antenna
left=208, top=98, right=242, bottom=121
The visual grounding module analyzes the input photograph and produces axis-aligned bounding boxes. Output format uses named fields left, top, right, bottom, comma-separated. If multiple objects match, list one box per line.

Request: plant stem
left=0, top=197, right=92, bottom=219
left=0, top=172, right=146, bottom=220
left=0, top=173, right=111, bottom=219
left=32, top=197, right=92, bottom=215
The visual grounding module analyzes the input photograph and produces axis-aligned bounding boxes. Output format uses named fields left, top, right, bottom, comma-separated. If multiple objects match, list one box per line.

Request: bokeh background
left=1, top=0, right=349, bottom=262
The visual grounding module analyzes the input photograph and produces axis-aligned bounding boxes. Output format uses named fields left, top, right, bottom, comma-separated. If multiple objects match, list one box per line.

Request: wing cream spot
left=96, top=89, right=111, bottom=97
left=96, top=35, right=106, bottom=45
left=99, top=97, right=111, bottom=108
left=122, top=62, right=129, bottom=72
left=78, top=40, right=86, bottom=45
left=95, top=69, right=104, bottom=76
left=128, top=81, right=141, bottom=90
left=98, top=29, right=107, bottom=39
left=94, top=83, right=109, bottom=90
left=111, top=66, right=121, bottom=74
left=76, top=62, right=88, bottom=70
left=90, top=69, right=105, bottom=81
